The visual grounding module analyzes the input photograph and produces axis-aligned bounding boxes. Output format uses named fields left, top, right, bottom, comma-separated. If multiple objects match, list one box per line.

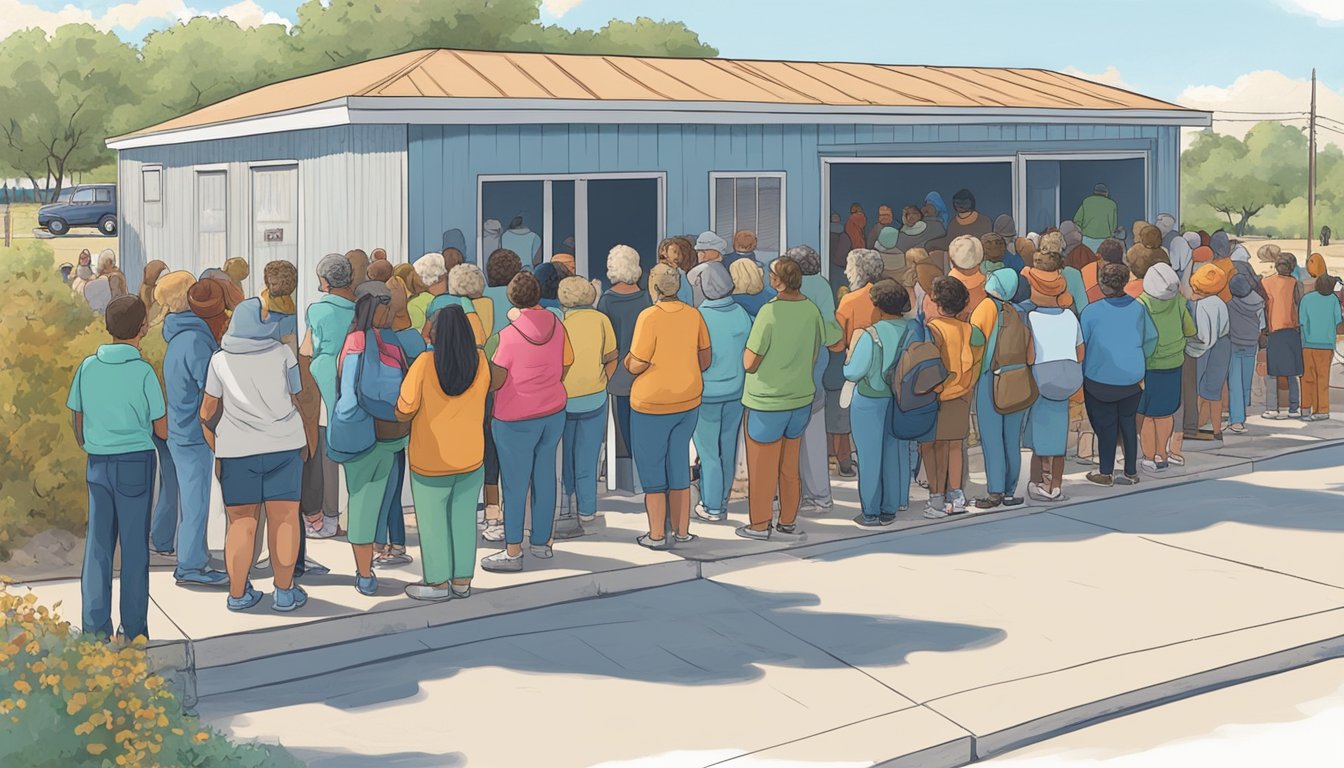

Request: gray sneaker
left=450, top=584, right=472, bottom=599
left=923, top=494, right=948, bottom=519
left=529, top=544, right=554, bottom=559
left=735, top=525, right=772, bottom=541
left=480, top=550, right=523, bottom=572
left=404, top=583, right=453, bottom=602
left=552, top=517, right=586, bottom=540
left=772, top=523, right=806, bottom=541
left=799, top=498, right=834, bottom=516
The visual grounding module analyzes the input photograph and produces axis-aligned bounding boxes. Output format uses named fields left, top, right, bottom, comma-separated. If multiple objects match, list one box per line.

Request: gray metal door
left=250, top=166, right=301, bottom=312
left=196, top=171, right=227, bottom=268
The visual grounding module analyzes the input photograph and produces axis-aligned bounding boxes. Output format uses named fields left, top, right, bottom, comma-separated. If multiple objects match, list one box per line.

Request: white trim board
left=108, top=96, right=1210, bottom=149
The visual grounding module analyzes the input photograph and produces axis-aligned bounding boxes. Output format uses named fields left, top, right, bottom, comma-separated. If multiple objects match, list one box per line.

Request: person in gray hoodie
left=158, top=272, right=229, bottom=587
left=481, top=219, right=504, bottom=264
left=1227, top=274, right=1266, bottom=433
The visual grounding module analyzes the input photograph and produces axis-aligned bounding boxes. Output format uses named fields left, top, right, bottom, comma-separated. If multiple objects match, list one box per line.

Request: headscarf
left=1182, top=232, right=1201, bottom=250
left=1230, top=244, right=1252, bottom=264
left=1021, top=266, right=1073, bottom=308
left=1059, top=220, right=1080, bottom=241
left=696, top=261, right=735, bottom=301
left=1229, top=273, right=1255, bottom=299
left=994, top=215, right=1016, bottom=242
left=221, top=298, right=279, bottom=354
left=924, top=191, right=950, bottom=228
left=1191, top=263, right=1229, bottom=297
left=188, top=277, right=229, bottom=342
left=1210, top=231, right=1232, bottom=260
left=1307, top=252, right=1327, bottom=278
left=1192, top=245, right=1214, bottom=264
left=986, top=267, right=1019, bottom=302
left=200, top=267, right=245, bottom=309
left=552, top=253, right=576, bottom=276
left=949, top=235, right=983, bottom=271
left=1142, top=263, right=1181, bottom=301
left=1168, top=236, right=1193, bottom=276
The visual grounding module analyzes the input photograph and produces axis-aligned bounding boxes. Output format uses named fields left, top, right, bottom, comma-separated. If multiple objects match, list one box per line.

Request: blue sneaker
left=355, top=573, right=379, bottom=596
left=271, top=584, right=308, bottom=612
left=226, top=583, right=264, bottom=612
left=175, top=568, right=229, bottom=587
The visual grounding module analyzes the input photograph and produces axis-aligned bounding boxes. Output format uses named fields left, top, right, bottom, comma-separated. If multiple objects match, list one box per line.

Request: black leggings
left=1083, top=388, right=1141, bottom=477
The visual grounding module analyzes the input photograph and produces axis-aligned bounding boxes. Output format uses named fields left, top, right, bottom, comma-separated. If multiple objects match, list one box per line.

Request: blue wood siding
left=407, top=121, right=1181, bottom=261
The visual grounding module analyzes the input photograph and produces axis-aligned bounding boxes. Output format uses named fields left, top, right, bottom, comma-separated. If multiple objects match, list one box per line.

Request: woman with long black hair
left=396, top=305, right=492, bottom=600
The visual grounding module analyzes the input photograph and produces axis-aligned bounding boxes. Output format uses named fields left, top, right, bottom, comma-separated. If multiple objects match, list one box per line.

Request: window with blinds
left=711, top=174, right=785, bottom=259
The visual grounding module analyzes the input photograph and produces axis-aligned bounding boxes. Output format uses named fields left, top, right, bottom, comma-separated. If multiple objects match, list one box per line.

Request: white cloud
left=1177, top=69, right=1344, bottom=149
left=0, top=0, right=292, bottom=39
left=209, top=0, right=292, bottom=29
left=1279, top=0, right=1344, bottom=23
left=0, top=0, right=95, bottom=38
left=1062, top=65, right=1136, bottom=92
left=542, top=0, right=585, bottom=18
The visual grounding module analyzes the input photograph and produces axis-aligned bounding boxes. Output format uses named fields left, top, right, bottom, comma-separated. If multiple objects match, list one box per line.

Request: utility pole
left=1308, top=68, right=1317, bottom=256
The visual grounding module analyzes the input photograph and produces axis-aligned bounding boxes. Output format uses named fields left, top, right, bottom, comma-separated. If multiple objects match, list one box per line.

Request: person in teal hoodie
left=1299, top=274, right=1343, bottom=419
left=159, top=272, right=229, bottom=587
left=691, top=263, right=753, bottom=522
left=301, top=254, right=357, bottom=540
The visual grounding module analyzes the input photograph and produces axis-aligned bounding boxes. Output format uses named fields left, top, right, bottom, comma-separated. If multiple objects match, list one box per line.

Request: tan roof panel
left=119, top=48, right=1196, bottom=139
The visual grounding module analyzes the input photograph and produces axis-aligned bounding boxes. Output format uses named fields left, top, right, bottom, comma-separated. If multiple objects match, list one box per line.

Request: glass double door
left=480, top=174, right=664, bottom=287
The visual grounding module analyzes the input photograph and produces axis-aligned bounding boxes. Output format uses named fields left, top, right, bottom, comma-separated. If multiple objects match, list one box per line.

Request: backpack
left=886, top=325, right=946, bottom=440
left=989, top=301, right=1038, bottom=414
left=326, top=330, right=409, bottom=463
left=1028, top=310, right=1084, bottom=401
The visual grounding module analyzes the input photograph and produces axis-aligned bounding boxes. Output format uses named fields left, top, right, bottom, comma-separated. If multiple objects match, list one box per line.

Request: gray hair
left=448, top=263, right=486, bottom=298
left=413, top=252, right=447, bottom=286
left=844, top=248, right=884, bottom=290
left=316, top=253, right=353, bottom=289
left=606, top=244, right=642, bottom=285
left=783, top=244, right=821, bottom=276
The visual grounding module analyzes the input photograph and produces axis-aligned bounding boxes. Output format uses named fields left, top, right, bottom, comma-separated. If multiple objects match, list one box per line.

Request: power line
left=1211, top=109, right=1309, bottom=116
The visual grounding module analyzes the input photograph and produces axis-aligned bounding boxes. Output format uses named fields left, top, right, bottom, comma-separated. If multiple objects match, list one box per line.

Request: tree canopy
left=0, top=1, right=716, bottom=200
left=1181, top=121, right=1341, bottom=238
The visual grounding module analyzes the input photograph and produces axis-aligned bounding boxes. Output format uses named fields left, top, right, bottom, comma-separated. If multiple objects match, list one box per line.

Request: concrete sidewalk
left=9, top=412, right=1344, bottom=718
left=187, top=440, right=1344, bottom=767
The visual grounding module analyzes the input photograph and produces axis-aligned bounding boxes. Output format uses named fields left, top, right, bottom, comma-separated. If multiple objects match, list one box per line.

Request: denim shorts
left=219, top=449, right=304, bottom=506
left=746, top=405, right=811, bottom=444
left=630, top=407, right=699, bottom=493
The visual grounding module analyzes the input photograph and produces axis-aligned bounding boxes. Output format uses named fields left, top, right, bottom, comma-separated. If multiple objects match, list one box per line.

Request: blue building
left=109, top=48, right=1210, bottom=311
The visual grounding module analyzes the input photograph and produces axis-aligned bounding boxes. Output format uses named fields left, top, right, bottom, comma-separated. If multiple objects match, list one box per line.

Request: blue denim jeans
left=562, top=404, right=607, bottom=516
left=613, top=395, right=633, bottom=458
left=166, top=441, right=213, bottom=576
left=82, top=450, right=155, bottom=640
left=851, top=394, right=913, bottom=517
left=975, top=374, right=1026, bottom=496
left=374, top=449, right=407, bottom=547
left=1228, top=345, right=1257, bottom=426
left=149, top=436, right=179, bottom=554
left=692, top=398, right=745, bottom=514
left=493, top=411, right=565, bottom=546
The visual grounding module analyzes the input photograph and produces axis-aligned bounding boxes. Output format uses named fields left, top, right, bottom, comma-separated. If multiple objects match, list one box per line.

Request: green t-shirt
left=742, top=297, right=824, bottom=412
left=407, top=292, right=432, bottom=333
left=67, top=344, right=166, bottom=455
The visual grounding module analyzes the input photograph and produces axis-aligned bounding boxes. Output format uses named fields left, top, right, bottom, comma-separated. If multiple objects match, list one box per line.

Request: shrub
left=0, top=581, right=301, bottom=767
left=0, top=242, right=171, bottom=559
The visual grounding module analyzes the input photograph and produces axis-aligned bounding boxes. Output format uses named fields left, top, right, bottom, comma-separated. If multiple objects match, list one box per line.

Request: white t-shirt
left=204, top=344, right=306, bottom=459
left=1028, top=308, right=1082, bottom=364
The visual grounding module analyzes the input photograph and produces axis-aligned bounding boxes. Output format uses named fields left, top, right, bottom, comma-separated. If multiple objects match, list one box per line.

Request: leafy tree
left=0, top=25, right=138, bottom=201
left=135, top=17, right=302, bottom=131
left=1181, top=122, right=1308, bottom=236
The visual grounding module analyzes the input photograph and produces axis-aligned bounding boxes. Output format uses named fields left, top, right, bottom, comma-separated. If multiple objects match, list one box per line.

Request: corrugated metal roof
left=123, top=48, right=1196, bottom=138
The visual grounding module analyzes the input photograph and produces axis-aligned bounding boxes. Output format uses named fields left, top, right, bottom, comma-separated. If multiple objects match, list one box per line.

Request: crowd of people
left=67, top=185, right=1344, bottom=641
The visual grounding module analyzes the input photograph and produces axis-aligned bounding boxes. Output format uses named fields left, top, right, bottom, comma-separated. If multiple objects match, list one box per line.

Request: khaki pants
left=1302, top=348, right=1332, bottom=414
left=745, top=432, right=802, bottom=530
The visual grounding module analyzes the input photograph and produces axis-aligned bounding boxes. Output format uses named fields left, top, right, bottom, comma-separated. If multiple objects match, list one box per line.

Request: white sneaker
left=1140, top=458, right=1161, bottom=473
left=480, top=549, right=523, bottom=572
left=1262, top=410, right=1283, bottom=420
left=948, top=490, right=967, bottom=515
left=1288, top=409, right=1302, bottom=418
left=309, top=516, right=340, bottom=539
left=481, top=522, right=505, bottom=542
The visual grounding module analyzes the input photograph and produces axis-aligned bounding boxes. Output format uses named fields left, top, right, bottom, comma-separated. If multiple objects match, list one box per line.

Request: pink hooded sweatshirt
left=492, top=307, right=569, bottom=422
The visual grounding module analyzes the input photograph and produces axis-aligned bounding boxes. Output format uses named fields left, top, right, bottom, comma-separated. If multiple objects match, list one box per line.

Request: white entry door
left=250, top=165, right=301, bottom=315
left=196, top=171, right=227, bottom=268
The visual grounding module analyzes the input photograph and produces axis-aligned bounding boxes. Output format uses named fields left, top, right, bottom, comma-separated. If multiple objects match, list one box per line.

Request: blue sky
left=11, top=0, right=1342, bottom=111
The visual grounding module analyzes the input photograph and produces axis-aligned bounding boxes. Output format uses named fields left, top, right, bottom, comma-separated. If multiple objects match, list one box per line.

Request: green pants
left=343, top=437, right=408, bottom=545
left=410, top=468, right=485, bottom=583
